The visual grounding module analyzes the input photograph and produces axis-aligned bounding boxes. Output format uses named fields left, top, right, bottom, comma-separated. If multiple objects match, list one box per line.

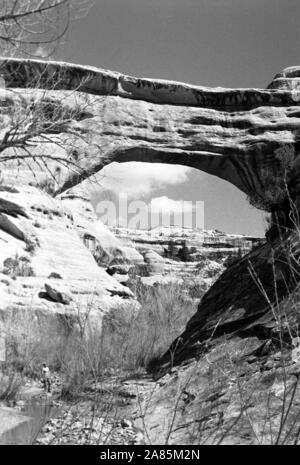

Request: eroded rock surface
left=152, top=230, right=300, bottom=378
left=0, top=58, right=300, bottom=204
left=0, top=185, right=138, bottom=344
left=137, top=338, right=300, bottom=445
left=0, top=58, right=300, bottom=445
left=111, top=225, right=260, bottom=287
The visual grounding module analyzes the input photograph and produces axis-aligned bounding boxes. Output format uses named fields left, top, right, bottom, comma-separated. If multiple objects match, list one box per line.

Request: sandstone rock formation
left=137, top=334, right=300, bottom=444
left=60, top=189, right=144, bottom=266
left=0, top=57, right=300, bottom=207
left=44, top=281, right=73, bottom=305
left=142, top=250, right=165, bottom=275
left=0, top=58, right=299, bottom=445
left=152, top=231, right=300, bottom=378
left=0, top=57, right=300, bottom=392
left=0, top=185, right=138, bottom=345
left=111, top=225, right=257, bottom=287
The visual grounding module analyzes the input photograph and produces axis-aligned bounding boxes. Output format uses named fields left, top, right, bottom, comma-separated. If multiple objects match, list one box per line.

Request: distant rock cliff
left=109, top=225, right=261, bottom=288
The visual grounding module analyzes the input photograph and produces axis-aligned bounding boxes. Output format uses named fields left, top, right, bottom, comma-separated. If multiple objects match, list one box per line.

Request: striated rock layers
left=110, top=225, right=260, bottom=287
left=0, top=58, right=300, bottom=204
left=0, top=185, right=140, bottom=345
left=0, top=58, right=300, bottom=381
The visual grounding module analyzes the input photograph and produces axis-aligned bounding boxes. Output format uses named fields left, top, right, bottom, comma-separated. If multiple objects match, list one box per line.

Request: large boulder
left=143, top=250, right=165, bottom=275
left=44, top=281, right=72, bottom=305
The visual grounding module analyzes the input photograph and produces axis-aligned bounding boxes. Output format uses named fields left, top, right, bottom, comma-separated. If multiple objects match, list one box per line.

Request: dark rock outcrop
left=152, top=231, right=300, bottom=378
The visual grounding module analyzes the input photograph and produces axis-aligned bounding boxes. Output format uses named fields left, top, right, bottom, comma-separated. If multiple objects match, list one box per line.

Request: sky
left=55, top=0, right=300, bottom=236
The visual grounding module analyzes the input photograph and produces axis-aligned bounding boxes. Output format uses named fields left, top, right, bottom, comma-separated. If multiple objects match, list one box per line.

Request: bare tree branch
left=0, top=1, right=97, bottom=194
left=0, top=1, right=92, bottom=57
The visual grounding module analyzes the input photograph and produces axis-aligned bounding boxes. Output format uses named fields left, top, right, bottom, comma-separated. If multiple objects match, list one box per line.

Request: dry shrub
left=100, top=281, right=198, bottom=372
left=1, top=281, right=199, bottom=399
left=0, top=367, right=22, bottom=401
left=50, top=281, right=199, bottom=397
left=4, top=309, right=72, bottom=377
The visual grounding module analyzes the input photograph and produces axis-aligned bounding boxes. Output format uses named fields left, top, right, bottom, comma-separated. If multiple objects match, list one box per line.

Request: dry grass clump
left=62, top=281, right=199, bottom=396
left=1, top=281, right=198, bottom=399
left=0, top=367, right=22, bottom=402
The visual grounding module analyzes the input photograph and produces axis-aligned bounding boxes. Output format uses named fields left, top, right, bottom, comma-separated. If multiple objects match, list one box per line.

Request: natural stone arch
left=1, top=57, right=300, bottom=214
left=1, top=58, right=300, bottom=375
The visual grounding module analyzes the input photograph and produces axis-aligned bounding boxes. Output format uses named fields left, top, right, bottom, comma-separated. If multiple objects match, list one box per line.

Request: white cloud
left=150, top=196, right=194, bottom=214
left=88, top=162, right=191, bottom=198
left=34, top=45, right=50, bottom=58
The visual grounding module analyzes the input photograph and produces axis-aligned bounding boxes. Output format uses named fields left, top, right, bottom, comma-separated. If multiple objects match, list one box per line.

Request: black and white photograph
left=0, top=0, right=300, bottom=450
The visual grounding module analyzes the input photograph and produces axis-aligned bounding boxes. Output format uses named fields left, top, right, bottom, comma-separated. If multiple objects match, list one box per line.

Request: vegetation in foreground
left=0, top=280, right=200, bottom=402
left=1, top=247, right=300, bottom=444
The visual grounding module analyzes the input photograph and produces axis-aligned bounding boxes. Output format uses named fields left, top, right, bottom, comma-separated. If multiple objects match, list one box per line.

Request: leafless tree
left=0, top=75, right=102, bottom=193
left=0, top=1, right=97, bottom=194
left=0, top=0, right=92, bottom=57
